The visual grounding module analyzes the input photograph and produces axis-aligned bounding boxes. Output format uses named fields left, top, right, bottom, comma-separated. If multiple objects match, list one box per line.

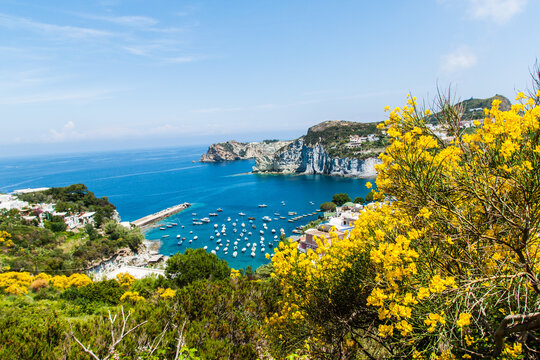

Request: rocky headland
left=201, top=120, right=386, bottom=177
left=252, top=120, right=385, bottom=177
left=200, top=140, right=293, bottom=162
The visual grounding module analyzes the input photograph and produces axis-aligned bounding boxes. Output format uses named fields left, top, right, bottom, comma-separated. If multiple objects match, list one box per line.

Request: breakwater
left=131, top=203, right=191, bottom=227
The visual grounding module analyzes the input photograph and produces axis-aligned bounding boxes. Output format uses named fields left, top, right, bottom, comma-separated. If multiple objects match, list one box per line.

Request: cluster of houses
left=293, top=201, right=374, bottom=253
left=0, top=188, right=97, bottom=230
left=348, top=134, right=380, bottom=147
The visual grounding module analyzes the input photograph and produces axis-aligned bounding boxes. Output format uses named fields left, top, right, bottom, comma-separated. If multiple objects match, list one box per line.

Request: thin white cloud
left=440, top=47, right=478, bottom=73
left=466, top=0, right=527, bottom=24
left=164, top=56, right=200, bottom=63
left=80, top=14, right=158, bottom=27
left=38, top=122, right=210, bottom=144
left=0, top=13, right=112, bottom=39
left=0, top=89, right=114, bottom=105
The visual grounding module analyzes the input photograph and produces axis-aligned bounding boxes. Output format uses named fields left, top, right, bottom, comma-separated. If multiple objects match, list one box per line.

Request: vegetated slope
left=429, top=94, right=512, bottom=124
left=301, top=120, right=389, bottom=159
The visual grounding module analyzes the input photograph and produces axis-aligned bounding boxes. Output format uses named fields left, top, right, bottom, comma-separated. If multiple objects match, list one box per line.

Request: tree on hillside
left=319, top=202, right=337, bottom=212
left=268, top=80, right=540, bottom=358
left=166, top=248, right=230, bottom=287
left=353, top=196, right=364, bottom=204
left=332, top=193, right=351, bottom=206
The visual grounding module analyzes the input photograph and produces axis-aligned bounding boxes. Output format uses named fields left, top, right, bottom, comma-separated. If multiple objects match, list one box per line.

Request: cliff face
left=253, top=138, right=380, bottom=177
left=200, top=140, right=292, bottom=162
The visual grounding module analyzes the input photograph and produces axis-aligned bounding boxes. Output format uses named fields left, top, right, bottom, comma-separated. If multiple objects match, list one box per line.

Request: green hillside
left=302, top=120, right=389, bottom=159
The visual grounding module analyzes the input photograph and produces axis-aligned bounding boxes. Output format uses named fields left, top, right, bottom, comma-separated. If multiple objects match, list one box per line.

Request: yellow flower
left=456, top=313, right=471, bottom=328
left=366, top=182, right=372, bottom=189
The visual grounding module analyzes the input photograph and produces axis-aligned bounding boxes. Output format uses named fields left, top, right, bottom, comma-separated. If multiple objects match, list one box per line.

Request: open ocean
left=0, top=146, right=374, bottom=270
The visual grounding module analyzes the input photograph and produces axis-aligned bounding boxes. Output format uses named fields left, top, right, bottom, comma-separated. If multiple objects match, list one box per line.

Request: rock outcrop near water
left=201, top=120, right=384, bottom=177
left=253, top=138, right=380, bottom=177
left=200, top=140, right=293, bottom=162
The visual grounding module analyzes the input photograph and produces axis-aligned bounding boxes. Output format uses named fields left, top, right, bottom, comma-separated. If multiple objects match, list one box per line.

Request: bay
left=0, top=146, right=374, bottom=269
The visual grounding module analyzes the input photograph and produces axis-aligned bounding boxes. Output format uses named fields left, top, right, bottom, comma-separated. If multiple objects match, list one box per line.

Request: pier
left=131, top=202, right=191, bottom=227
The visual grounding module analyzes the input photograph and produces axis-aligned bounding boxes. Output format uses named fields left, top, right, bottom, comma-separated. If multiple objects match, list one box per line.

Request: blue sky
left=0, top=0, right=538, bottom=157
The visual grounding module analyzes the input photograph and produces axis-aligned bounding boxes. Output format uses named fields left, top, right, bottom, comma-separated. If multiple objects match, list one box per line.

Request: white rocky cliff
left=253, top=138, right=380, bottom=177
left=200, top=140, right=292, bottom=162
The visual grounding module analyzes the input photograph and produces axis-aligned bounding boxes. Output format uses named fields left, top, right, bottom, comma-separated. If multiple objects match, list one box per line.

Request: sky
left=0, top=0, right=539, bottom=157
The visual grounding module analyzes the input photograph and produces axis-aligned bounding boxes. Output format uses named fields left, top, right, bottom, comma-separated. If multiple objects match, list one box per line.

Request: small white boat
left=162, top=235, right=169, bottom=238
left=258, top=204, right=268, bottom=208
left=242, top=247, right=246, bottom=253
left=201, top=217, right=210, bottom=223
left=262, top=216, right=272, bottom=222
left=204, top=246, right=208, bottom=250
left=239, top=212, right=246, bottom=216
left=177, top=235, right=181, bottom=239
left=227, top=217, right=231, bottom=222
left=233, top=251, right=238, bottom=258
left=211, top=250, right=216, bottom=254
left=189, top=230, right=193, bottom=234
left=260, top=230, right=264, bottom=235
left=194, top=236, right=198, bottom=240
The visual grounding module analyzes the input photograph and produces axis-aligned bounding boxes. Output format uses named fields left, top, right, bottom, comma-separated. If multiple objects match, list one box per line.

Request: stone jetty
left=131, top=202, right=191, bottom=227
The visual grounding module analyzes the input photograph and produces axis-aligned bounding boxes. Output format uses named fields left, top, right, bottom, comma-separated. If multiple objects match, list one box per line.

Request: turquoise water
left=0, top=146, right=374, bottom=269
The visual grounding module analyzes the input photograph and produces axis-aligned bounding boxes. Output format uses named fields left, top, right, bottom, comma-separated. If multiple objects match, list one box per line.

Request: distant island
left=201, top=95, right=511, bottom=177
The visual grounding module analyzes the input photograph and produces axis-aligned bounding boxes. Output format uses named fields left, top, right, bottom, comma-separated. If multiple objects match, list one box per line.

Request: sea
left=0, top=145, right=375, bottom=270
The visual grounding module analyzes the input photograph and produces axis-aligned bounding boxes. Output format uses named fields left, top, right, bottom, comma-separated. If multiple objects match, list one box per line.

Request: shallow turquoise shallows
left=0, top=146, right=375, bottom=269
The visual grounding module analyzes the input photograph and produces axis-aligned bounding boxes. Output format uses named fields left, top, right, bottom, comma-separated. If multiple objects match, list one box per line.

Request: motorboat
left=258, top=204, right=268, bottom=208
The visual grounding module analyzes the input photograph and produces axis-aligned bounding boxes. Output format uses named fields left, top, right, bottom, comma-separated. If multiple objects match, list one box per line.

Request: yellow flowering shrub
left=67, top=273, right=92, bottom=288
left=0, top=272, right=33, bottom=295
left=120, top=291, right=145, bottom=303
left=116, top=272, right=135, bottom=287
left=157, top=287, right=176, bottom=300
left=268, top=86, right=540, bottom=358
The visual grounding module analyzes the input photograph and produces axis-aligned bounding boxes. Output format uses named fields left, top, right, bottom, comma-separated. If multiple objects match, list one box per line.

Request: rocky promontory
left=252, top=120, right=385, bottom=177
left=200, top=140, right=293, bottom=162
left=253, top=138, right=381, bottom=177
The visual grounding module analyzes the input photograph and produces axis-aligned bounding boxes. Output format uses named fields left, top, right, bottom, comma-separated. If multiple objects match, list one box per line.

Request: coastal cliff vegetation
left=0, top=185, right=143, bottom=274
left=2, top=70, right=540, bottom=359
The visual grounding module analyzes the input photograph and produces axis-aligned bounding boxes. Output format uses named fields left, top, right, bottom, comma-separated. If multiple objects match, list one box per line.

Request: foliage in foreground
left=0, top=270, right=279, bottom=360
left=268, top=86, right=540, bottom=358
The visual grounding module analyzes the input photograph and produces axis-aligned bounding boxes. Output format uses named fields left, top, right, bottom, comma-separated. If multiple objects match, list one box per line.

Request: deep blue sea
left=0, top=146, right=374, bottom=269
